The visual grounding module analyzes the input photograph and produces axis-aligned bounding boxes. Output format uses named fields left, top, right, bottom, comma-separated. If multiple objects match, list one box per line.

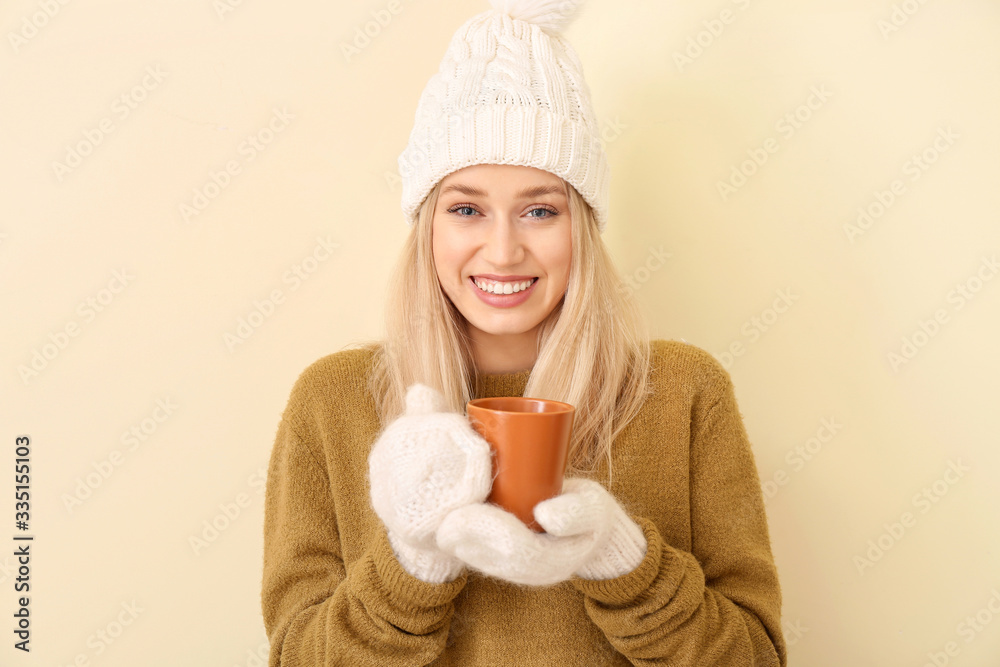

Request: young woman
left=261, top=1, right=786, bottom=665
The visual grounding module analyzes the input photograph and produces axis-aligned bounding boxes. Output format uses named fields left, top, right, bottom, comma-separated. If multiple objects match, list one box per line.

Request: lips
left=468, top=276, right=538, bottom=307
left=472, top=277, right=538, bottom=294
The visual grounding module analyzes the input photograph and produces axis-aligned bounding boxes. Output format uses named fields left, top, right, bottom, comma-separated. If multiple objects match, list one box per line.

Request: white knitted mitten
left=436, top=478, right=646, bottom=585
left=534, top=478, right=647, bottom=580
left=369, top=383, right=494, bottom=583
left=436, top=501, right=598, bottom=586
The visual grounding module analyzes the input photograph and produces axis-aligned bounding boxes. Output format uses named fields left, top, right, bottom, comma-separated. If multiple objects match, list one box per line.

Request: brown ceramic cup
left=466, top=397, right=575, bottom=532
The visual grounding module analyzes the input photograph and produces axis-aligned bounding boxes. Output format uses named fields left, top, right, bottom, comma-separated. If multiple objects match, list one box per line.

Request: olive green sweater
left=261, top=339, right=786, bottom=666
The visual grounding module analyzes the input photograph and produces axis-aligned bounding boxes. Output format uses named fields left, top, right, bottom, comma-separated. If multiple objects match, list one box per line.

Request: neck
left=470, top=330, right=538, bottom=375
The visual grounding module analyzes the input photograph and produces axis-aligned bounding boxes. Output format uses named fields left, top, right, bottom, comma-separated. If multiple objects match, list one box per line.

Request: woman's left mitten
left=533, top=478, right=647, bottom=580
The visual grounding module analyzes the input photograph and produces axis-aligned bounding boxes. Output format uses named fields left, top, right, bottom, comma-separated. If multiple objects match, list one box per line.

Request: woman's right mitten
left=368, top=383, right=494, bottom=582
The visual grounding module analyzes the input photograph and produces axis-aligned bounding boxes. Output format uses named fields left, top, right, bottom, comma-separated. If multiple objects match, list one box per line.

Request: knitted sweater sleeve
left=570, top=364, right=787, bottom=666
left=261, top=387, right=466, bottom=666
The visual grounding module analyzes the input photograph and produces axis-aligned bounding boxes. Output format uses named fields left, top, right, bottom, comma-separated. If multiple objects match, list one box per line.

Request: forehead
left=440, top=164, right=566, bottom=192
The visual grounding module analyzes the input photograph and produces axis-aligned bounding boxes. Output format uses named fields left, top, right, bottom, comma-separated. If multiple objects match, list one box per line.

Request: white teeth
left=473, top=277, right=535, bottom=294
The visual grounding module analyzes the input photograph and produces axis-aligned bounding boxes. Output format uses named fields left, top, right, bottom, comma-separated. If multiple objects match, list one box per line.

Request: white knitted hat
left=397, top=0, right=611, bottom=233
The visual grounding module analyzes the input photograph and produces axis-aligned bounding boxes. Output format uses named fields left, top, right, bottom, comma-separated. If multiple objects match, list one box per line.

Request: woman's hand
left=368, top=383, right=494, bottom=583
left=535, top=478, right=648, bottom=580
left=436, top=478, right=648, bottom=586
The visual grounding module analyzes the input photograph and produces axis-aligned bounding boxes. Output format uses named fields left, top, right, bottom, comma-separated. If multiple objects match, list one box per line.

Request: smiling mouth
left=470, top=276, right=538, bottom=295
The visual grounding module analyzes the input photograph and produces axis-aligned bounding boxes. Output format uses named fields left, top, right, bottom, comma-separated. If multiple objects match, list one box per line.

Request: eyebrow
left=440, top=183, right=566, bottom=199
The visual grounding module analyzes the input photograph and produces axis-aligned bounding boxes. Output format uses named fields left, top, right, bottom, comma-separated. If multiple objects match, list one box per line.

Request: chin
left=469, top=316, right=540, bottom=337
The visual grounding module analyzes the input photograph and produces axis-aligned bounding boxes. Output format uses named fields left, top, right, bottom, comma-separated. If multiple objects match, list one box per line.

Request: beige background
left=3, top=0, right=999, bottom=664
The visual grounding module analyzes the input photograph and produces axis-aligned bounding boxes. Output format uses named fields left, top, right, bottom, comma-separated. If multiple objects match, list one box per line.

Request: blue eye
left=527, top=207, right=557, bottom=218
left=448, top=205, right=478, bottom=217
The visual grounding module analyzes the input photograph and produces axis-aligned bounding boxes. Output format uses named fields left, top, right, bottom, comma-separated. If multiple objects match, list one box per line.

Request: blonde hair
left=362, top=178, right=653, bottom=478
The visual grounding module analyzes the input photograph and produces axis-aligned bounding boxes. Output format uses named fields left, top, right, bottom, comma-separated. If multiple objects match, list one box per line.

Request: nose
left=481, top=215, right=525, bottom=267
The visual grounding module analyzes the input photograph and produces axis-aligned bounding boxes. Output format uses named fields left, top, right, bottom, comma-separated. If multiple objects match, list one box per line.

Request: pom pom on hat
left=487, top=0, right=585, bottom=33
